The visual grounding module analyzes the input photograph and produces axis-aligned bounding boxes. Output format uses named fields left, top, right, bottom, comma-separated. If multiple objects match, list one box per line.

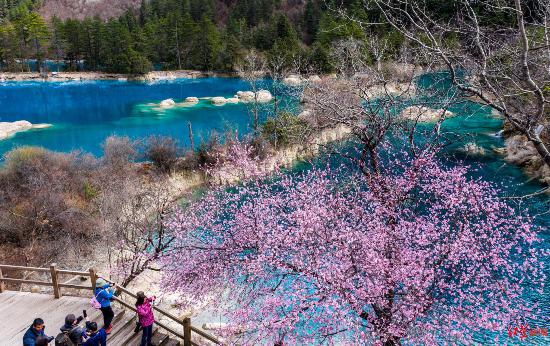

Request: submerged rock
left=0, top=120, right=52, bottom=140
left=184, top=97, right=199, bottom=103
left=283, top=74, right=303, bottom=86
left=236, top=91, right=255, bottom=102
left=308, top=75, right=322, bottom=83
left=159, top=98, right=176, bottom=108
left=236, top=90, right=273, bottom=103
left=211, top=97, right=227, bottom=105
left=462, top=142, right=486, bottom=156
left=504, top=134, right=550, bottom=185
left=256, top=90, right=273, bottom=103
left=400, top=106, right=454, bottom=122
left=225, top=97, right=239, bottom=104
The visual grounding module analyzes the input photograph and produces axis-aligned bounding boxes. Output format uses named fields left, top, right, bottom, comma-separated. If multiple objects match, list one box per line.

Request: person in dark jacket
left=23, top=318, right=54, bottom=346
left=59, top=314, right=85, bottom=345
left=81, top=322, right=107, bottom=346
left=35, top=336, right=49, bottom=346
left=93, top=278, right=116, bottom=333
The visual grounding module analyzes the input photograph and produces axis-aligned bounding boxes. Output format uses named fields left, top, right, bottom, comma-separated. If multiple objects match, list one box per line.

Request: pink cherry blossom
left=160, top=151, right=545, bottom=345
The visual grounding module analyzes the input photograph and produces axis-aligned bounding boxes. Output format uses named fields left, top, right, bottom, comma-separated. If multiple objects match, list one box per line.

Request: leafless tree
left=366, top=33, right=388, bottom=72
left=236, top=49, right=267, bottom=133
left=339, top=0, right=550, bottom=167
left=107, top=178, right=177, bottom=287
left=302, top=61, right=457, bottom=174
left=330, top=38, right=370, bottom=77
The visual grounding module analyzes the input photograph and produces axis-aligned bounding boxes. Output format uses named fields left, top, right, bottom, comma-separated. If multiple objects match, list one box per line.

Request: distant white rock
left=299, top=109, right=313, bottom=118
left=184, top=97, right=199, bottom=103
left=283, top=74, right=303, bottom=86
left=159, top=98, right=176, bottom=108
left=400, top=106, right=454, bottom=122
left=463, top=142, right=486, bottom=156
left=211, top=97, right=228, bottom=105
left=225, top=97, right=239, bottom=104
left=0, top=120, right=52, bottom=140
left=308, top=75, right=322, bottom=83
left=236, top=90, right=273, bottom=103
left=256, top=90, right=273, bottom=103
left=117, top=77, right=128, bottom=82
left=236, top=91, right=255, bottom=102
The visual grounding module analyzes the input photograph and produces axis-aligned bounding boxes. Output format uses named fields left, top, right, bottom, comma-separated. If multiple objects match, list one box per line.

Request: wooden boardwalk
left=0, top=291, right=101, bottom=344
left=0, top=290, right=182, bottom=345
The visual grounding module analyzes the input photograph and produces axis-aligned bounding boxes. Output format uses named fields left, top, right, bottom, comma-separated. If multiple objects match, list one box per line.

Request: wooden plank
left=3, top=292, right=95, bottom=344
left=0, top=267, right=4, bottom=293
left=154, top=320, right=186, bottom=340
left=50, top=264, right=61, bottom=298
left=56, top=269, right=90, bottom=276
left=113, top=296, right=138, bottom=313
left=189, top=326, right=220, bottom=344
left=58, top=284, right=92, bottom=290
left=0, top=265, right=50, bottom=273
left=0, top=278, right=53, bottom=286
left=183, top=318, right=192, bottom=346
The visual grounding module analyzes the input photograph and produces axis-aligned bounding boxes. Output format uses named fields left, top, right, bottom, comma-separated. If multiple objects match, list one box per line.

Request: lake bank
left=0, top=70, right=239, bottom=82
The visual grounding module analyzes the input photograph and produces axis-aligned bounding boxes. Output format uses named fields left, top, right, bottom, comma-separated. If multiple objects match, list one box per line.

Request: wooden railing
left=0, top=264, right=220, bottom=346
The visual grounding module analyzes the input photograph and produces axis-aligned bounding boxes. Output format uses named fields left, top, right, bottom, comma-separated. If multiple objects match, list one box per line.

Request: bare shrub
left=0, top=146, right=99, bottom=266
left=102, top=135, right=137, bottom=169
left=144, top=136, right=179, bottom=173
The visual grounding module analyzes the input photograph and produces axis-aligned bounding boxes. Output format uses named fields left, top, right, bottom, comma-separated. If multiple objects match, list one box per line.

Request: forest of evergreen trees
left=0, top=0, right=410, bottom=73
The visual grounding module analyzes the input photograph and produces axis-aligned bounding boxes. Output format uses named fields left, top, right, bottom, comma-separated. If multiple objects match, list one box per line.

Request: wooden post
left=183, top=317, right=192, bottom=346
left=0, top=267, right=5, bottom=293
left=50, top=263, right=60, bottom=298
left=89, top=268, right=97, bottom=291
left=188, top=121, right=194, bottom=151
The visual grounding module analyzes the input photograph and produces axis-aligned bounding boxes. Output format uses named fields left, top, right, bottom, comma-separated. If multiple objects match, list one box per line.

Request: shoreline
left=0, top=70, right=239, bottom=82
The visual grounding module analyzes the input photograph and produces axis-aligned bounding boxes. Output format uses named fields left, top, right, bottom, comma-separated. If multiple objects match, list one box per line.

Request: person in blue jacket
left=93, top=278, right=116, bottom=333
left=23, top=318, right=54, bottom=346
left=81, top=322, right=107, bottom=346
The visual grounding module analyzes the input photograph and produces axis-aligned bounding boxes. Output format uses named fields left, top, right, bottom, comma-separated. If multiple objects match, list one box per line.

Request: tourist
left=56, top=313, right=86, bottom=345
left=34, top=336, right=49, bottom=346
left=81, top=322, right=107, bottom=346
left=135, top=291, right=156, bottom=346
left=23, top=318, right=54, bottom=346
left=93, top=278, right=116, bottom=333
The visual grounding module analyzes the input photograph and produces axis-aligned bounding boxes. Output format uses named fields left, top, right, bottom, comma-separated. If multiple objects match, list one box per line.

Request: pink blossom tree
left=160, top=151, right=544, bottom=345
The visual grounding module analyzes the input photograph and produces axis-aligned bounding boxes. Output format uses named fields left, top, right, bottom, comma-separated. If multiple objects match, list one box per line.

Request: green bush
left=261, top=112, right=309, bottom=148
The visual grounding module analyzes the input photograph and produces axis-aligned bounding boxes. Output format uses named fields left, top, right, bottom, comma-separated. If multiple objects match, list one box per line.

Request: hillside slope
left=39, top=0, right=141, bottom=20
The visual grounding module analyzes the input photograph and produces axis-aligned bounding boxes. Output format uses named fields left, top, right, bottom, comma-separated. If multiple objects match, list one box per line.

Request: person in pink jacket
left=135, top=291, right=156, bottom=346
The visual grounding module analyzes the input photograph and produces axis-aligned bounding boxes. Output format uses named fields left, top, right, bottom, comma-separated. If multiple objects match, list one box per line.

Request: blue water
left=0, top=77, right=548, bottom=343
left=0, top=78, right=274, bottom=158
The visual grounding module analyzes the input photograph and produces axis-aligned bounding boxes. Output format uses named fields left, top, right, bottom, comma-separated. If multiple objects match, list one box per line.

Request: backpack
left=55, top=329, right=76, bottom=346
left=90, top=288, right=103, bottom=309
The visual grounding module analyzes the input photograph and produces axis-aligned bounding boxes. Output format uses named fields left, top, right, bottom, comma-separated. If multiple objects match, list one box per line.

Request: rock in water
left=225, top=97, right=239, bottom=104
left=463, top=142, right=486, bottom=156
left=308, top=75, right=322, bottom=83
left=256, top=90, right=273, bottom=103
left=400, top=106, right=454, bottom=122
left=211, top=97, right=227, bottom=105
left=0, top=121, right=52, bottom=140
left=236, top=91, right=255, bottom=102
left=283, top=74, right=303, bottom=86
left=184, top=97, right=199, bottom=103
left=234, top=90, right=273, bottom=103
left=159, top=98, right=176, bottom=108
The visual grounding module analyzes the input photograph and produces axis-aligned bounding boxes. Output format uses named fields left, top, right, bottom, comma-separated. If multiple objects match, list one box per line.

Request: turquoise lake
left=0, top=78, right=274, bottom=157
left=0, top=77, right=548, bottom=343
